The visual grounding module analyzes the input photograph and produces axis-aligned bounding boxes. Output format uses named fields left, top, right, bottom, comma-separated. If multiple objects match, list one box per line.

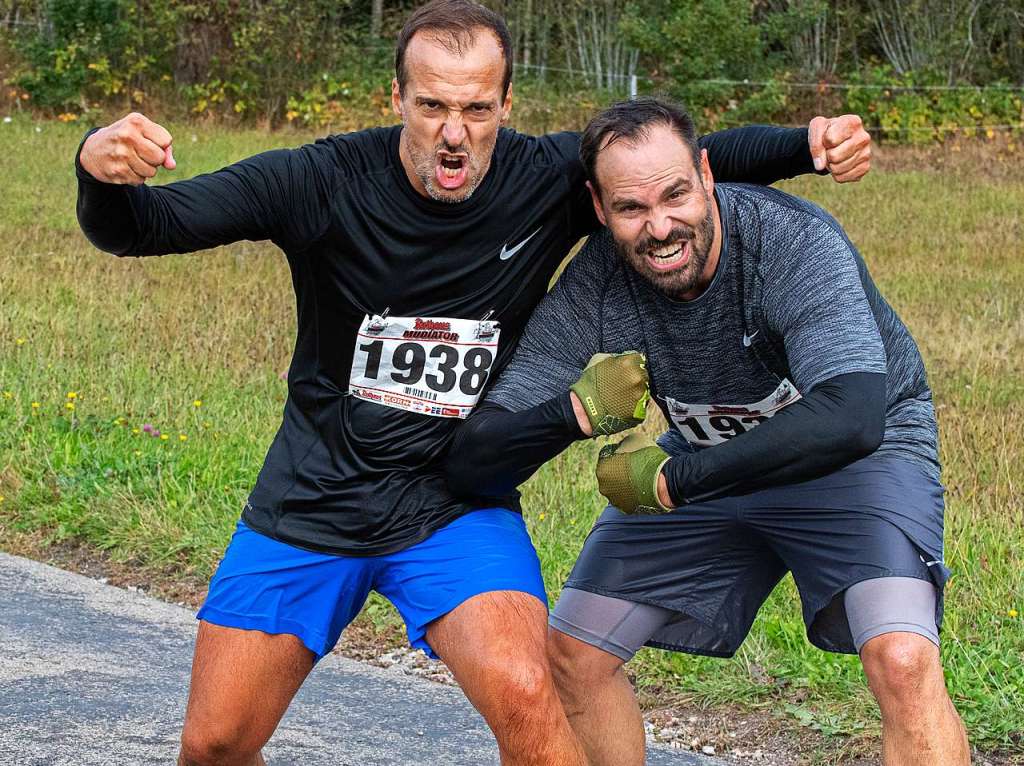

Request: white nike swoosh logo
left=742, top=330, right=759, bottom=347
left=499, top=227, right=542, bottom=261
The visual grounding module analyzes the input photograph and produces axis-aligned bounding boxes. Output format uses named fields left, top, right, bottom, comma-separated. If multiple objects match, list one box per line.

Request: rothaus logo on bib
left=665, top=379, right=802, bottom=447
left=349, top=313, right=500, bottom=419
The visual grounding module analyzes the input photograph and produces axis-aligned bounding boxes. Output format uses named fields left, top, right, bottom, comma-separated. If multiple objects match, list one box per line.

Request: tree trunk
left=371, top=0, right=383, bottom=40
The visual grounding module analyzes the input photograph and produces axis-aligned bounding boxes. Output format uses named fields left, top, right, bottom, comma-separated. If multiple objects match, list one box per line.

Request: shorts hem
left=196, top=605, right=331, bottom=661
left=853, top=622, right=940, bottom=653
left=560, top=583, right=737, bottom=657
left=408, top=585, right=548, bottom=659
left=806, top=568, right=942, bottom=656
left=548, top=613, right=635, bottom=662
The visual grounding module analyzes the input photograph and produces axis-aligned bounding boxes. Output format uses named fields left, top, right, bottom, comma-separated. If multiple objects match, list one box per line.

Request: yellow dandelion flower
left=0, top=495, right=4, bottom=503
left=131, top=428, right=140, bottom=434
left=2, top=391, right=12, bottom=399
left=193, top=399, right=203, bottom=408
left=31, top=402, right=40, bottom=410
left=66, top=391, right=78, bottom=400
left=134, top=450, right=141, bottom=457
left=65, top=402, right=75, bottom=411
left=538, top=513, right=547, bottom=520
left=1010, top=609, right=1019, bottom=619
left=15, top=338, right=26, bottom=345
left=179, top=433, right=188, bottom=442
left=160, top=433, right=169, bottom=441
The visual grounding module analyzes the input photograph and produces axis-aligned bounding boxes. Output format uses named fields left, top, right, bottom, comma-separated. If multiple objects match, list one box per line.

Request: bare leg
left=860, top=632, right=970, bottom=766
left=548, top=627, right=645, bottom=766
left=426, top=591, right=586, bottom=766
left=178, top=621, right=315, bottom=766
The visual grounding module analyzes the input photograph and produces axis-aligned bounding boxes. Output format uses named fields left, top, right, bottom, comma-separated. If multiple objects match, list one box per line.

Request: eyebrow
left=665, top=178, right=693, bottom=195
left=414, top=97, right=495, bottom=110
left=611, top=177, right=694, bottom=211
left=611, top=197, right=645, bottom=212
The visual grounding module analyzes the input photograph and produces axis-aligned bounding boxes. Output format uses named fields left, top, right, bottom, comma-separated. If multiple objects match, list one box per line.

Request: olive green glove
left=569, top=352, right=650, bottom=437
left=596, top=433, right=673, bottom=514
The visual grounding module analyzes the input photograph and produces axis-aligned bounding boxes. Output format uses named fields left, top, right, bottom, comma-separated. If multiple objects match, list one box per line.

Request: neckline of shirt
left=387, top=125, right=503, bottom=216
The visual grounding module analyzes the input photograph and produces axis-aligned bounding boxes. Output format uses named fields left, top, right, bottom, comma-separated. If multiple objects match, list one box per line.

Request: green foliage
left=10, top=0, right=171, bottom=112
left=1, top=0, right=1022, bottom=137
left=844, top=67, right=1024, bottom=144
left=621, top=0, right=767, bottom=119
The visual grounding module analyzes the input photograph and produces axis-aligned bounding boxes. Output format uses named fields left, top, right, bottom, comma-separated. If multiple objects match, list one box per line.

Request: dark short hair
left=580, top=97, right=701, bottom=193
left=395, top=0, right=514, bottom=99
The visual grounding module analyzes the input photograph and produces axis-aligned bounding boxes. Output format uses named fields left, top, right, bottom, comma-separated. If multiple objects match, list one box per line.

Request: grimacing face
left=392, top=28, right=512, bottom=203
left=589, top=124, right=720, bottom=300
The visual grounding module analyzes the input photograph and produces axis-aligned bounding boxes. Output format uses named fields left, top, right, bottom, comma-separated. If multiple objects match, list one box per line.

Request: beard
left=615, top=195, right=716, bottom=299
left=402, top=130, right=494, bottom=204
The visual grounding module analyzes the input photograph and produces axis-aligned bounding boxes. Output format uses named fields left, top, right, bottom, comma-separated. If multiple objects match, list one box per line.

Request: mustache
left=633, top=226, right=695, bottom=256
left=436, top=141, right=470, bottom=156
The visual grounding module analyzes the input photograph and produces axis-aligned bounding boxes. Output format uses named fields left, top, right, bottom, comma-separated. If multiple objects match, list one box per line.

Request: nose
left=646, top=209, right=674, bottom=243
left=442, top=113, right=466, bottom=149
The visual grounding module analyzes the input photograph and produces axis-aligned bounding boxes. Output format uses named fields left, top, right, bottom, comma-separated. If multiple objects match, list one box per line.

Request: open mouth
left=435, top=153, right=469, bottom=190
left=645, top=240, right=691, bottom=272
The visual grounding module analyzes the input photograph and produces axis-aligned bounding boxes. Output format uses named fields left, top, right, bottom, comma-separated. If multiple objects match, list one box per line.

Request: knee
left=861, top=632, right=941, bottom=708
left=469, top=653, right=559, bottom=737
left=179, top=726, right=259, bottom=766
left=548, top=628, right=622, bottom=699
left=548, top=629, right=585, bottom=687
left=491, top=655, right=553, bottom=710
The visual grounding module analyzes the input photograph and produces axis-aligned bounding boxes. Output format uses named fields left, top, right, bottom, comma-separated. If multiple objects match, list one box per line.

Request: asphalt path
left=0, top=552, right=720, bottom=765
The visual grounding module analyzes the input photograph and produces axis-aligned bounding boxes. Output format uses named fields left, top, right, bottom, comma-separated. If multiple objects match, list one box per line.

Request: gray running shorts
left=552, top=453, right=947, bottom=657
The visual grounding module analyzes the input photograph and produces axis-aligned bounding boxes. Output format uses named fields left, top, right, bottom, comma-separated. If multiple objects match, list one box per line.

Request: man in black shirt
left=74, top=2, right=872, bottom=764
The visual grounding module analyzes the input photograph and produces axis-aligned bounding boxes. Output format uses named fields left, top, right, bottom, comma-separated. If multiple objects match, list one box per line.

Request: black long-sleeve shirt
left=76, top=124, right=820, bottom=555
left=445, top=374, right=885, bottom=505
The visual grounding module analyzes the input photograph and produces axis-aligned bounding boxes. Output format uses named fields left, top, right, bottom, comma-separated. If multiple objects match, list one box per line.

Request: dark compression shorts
left=552, top=453, right=947, bottom=657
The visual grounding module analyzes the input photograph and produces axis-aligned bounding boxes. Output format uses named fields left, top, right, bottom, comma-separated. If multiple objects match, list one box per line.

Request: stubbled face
left=393, top=29, right=511, bottom=203
left=590, top=124, right=720, bottom=300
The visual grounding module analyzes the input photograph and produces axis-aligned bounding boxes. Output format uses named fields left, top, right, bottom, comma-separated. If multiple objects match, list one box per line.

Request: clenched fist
left=569, top=351, right=650, bottom=437
left=596, top=433, right=673, bottom=515
left=79, top=112, right=176, bottom=186
left=808, top=114, right=872, bottom=183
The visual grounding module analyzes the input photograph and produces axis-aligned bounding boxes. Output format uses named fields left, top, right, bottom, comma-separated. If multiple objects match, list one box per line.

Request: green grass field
left=1, top=116, right=1022, bottom=760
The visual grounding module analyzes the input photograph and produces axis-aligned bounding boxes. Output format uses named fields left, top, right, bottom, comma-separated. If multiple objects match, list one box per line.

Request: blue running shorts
left=197, top=508, right=546, bottom=661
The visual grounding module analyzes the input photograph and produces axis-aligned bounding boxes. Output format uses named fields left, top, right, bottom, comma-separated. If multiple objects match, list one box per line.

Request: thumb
left=163, top=144, right=176, bottom=170
left=807, top=116, right=829, bottom=172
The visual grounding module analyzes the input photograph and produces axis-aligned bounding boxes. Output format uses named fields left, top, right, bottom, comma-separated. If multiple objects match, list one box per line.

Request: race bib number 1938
left=349, top=314, right=500, bottom=419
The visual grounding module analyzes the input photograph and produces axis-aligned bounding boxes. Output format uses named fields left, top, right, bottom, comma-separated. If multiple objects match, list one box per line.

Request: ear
left=699, top=148, right=714, bottom=196
left=500, top=83, right=513, bottom=124
left=587, top=181, right=607, bottom=226
left=391, top=78, right=404, bottom=119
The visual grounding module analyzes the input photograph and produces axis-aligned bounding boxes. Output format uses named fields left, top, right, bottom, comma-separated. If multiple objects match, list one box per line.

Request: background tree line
left=1, top=0, right=1022, bottom=141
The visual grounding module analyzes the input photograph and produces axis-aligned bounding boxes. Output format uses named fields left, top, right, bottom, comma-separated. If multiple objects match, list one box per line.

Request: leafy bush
left=844, top=66, right=1024, bottom=144
left=10, top=0, right=171, bottom=113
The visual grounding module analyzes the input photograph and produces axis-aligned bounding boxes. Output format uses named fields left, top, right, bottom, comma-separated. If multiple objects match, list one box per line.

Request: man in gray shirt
left=446, top=98, right=969, bottom=765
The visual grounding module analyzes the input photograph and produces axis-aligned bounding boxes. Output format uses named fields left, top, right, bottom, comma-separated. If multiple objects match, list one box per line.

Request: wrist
left=76, top=127, right=104, bottom=182
left=569, top=391, right=594, bottom=437
left=657, top=467, right=675, bottom=509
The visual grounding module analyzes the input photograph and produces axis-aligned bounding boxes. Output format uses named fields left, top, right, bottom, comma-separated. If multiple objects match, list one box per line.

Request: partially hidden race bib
left=665, top=378, right=802, bottom=448
left=349, top=314, right=500, bottom=419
